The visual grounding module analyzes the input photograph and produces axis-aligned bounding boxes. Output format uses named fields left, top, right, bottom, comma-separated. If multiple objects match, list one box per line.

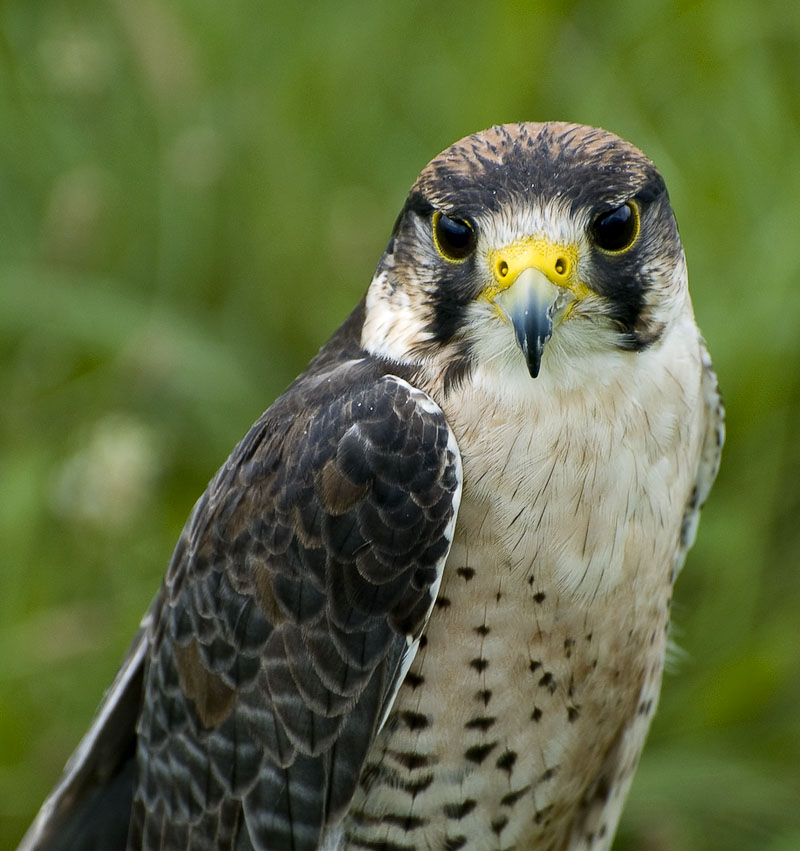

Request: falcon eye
left=432, top=211, right=476, bottom=263
left=590, top=201, right=640, bottom=253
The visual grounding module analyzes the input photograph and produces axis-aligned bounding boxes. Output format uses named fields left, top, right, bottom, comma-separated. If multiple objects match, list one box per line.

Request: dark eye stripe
left=433, top=211, right=476, bottom=262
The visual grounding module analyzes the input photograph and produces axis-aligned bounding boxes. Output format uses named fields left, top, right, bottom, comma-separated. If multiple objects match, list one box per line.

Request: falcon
left=21, top=122, right=724, bottom=851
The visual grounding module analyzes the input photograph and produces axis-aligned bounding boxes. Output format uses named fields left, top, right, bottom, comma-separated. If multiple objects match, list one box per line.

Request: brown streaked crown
left=412, top=122, right=666, bottom=219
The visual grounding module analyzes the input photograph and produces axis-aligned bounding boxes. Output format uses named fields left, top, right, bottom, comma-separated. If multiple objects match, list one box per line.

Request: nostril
left=497, top=259, right=509, bottom=279
left=554, top=256, right=569, bottom=277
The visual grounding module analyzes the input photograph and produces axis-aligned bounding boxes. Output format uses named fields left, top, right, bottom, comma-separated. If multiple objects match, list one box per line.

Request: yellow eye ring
left=432, top=211, right=476, bottom=263
left=590, top=200, right=640, bottom=254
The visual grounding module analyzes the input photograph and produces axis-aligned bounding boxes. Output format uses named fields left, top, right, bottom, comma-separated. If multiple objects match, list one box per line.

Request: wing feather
left=19, top=357, right=461, bottom=851
left=673, top=338, right=725, bottom=580
left=129, top=361, right=461, bottom=850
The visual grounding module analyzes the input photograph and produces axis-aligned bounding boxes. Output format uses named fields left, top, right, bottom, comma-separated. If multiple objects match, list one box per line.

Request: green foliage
left=2, top=1, right=799, bottom=847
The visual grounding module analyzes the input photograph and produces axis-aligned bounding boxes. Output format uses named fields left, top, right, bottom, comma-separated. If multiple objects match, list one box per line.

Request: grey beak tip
left=495, top=266, right=560, bottom=380
left=524, top=334, right=549, bottom=378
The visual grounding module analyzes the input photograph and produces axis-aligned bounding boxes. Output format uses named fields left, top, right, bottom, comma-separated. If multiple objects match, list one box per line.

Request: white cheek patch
left=361, top=270, right=428, bottom=363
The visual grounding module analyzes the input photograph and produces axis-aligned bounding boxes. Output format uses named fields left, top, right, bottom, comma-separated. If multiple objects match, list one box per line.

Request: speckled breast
left=338, top=510, right=671, bottom=850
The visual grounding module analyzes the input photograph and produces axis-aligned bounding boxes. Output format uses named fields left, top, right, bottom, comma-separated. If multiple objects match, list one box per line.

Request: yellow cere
left=483, top=237, right=589, bottom=304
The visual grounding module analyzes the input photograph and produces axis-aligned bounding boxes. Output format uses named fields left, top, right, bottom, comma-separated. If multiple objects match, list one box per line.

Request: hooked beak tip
left=495, top=267, right=560, bottom=379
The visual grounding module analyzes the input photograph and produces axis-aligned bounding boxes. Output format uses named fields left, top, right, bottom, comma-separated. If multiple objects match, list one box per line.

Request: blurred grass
left=2, top=1, right=800, bottom=848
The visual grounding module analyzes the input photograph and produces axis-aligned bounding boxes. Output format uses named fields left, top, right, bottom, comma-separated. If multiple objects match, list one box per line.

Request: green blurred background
left=2, top=1, right=799, bottom=848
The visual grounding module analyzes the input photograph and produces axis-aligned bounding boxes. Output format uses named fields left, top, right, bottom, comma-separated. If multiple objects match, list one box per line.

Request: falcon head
left=361, top=122, right=687, bottom=387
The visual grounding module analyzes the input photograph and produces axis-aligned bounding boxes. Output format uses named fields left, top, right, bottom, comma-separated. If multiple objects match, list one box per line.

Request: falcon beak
left=488, top=240, right=582, bottom=378
left=495, top=268, right=560, bottom=378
